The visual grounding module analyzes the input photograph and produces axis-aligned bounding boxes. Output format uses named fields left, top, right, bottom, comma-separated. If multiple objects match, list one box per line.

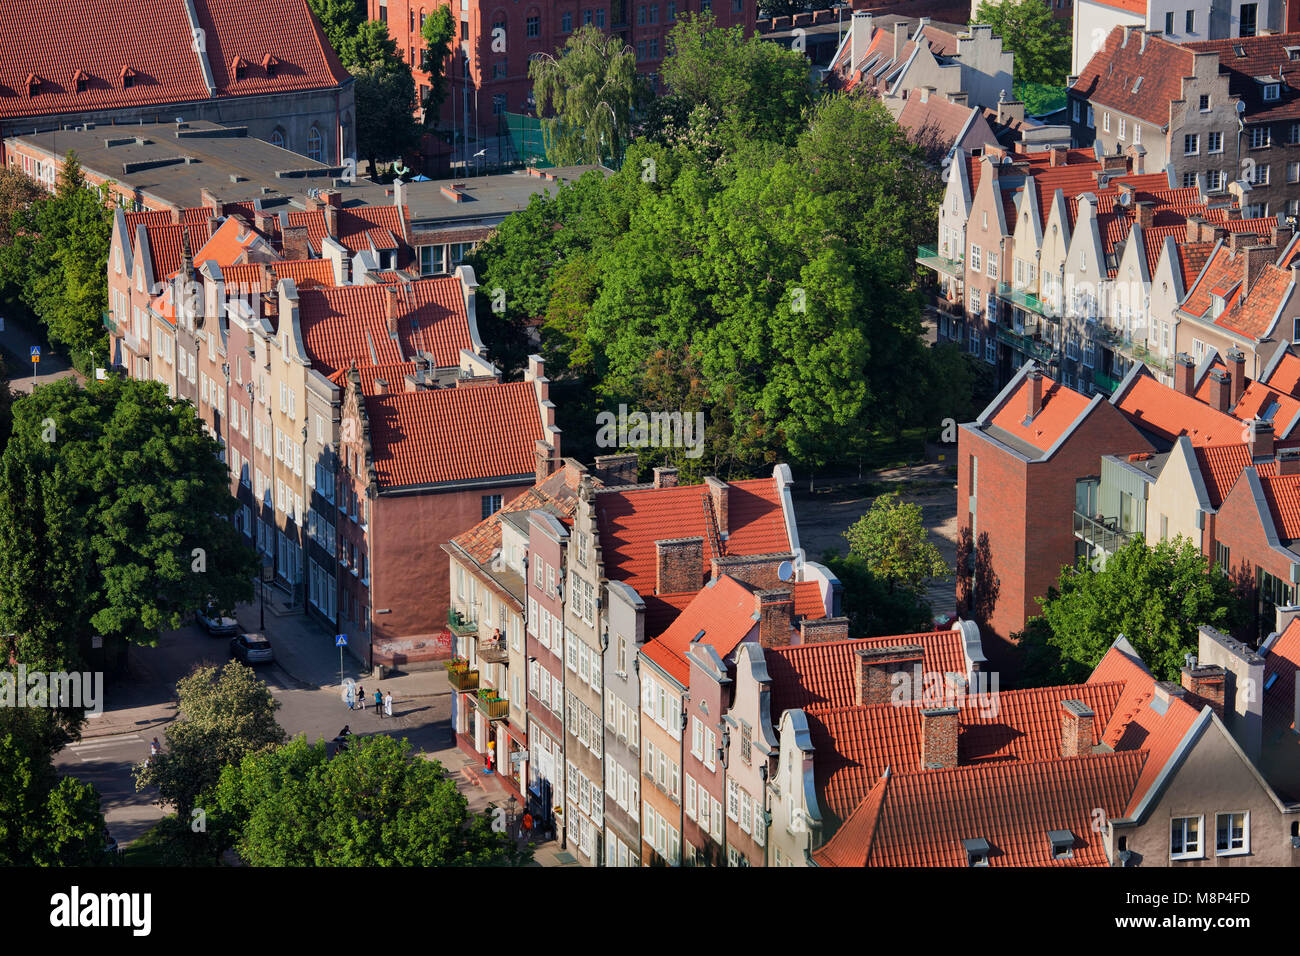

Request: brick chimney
left=755, top=589, right=794, bottom=648
left=593, top=453, right=638, bottom=486
left=1277, top=446, right=1300, bottom=475
left=1243, top=244, right=1276, bottom=295
left=280, top=222, right=310, bottom=259
left=1207, top=369, right=1231, bottom=411
left=1049, top=145, right=1067, bottom=167
left=1184, top=217, right=1204, bottom=243
left=1181, top=662, right=1227, bottom=717
left=799, top=617, right=850, bottom=643
left=655, top=537, right=703, bottom=594
left=1249, top=419, right=1274, bottom=459
left=373, top=378, right=387, bottom=396
left=534, top=439, right=555, bottom=484
left=920, top=707, right=959, bottom=770
left=1275, top=219, right=1294, bottom=248
left=854, top=644, right=924, bottom=708
left=1228, top=231, right=1260, bottom=253
left=1059, top=700, right=1096, bottom=757
left=200, top=188, right=222, bottom=215
left=653, top=467, right=679, bottom=488
left=1226, top=348, right=1247, bottom=408
left=170, top=206, right=184, bottom=224
left=1134, top=200, right=1155, bottom=228
left=1174, top=352, right=1195, bottom=394
left=1026, top=369, right=1044, bottom=419
left=323, top=202, right=338, bottom=239
left=385, top=285, right=400, bottom=335
left=704, top=476, right=729, bottom=536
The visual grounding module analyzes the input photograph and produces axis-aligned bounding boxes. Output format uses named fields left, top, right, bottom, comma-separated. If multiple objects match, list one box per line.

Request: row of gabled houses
left=441, top=450, right=1300, bottom=866
left=104, top=188, right=553, bottom=666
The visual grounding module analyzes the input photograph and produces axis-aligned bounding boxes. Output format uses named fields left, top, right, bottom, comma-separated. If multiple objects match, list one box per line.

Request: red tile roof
left=1233, top=382, right=1300, bottom=432
left=278, top=205, right=410, bottom=257
left=1265, top=351, right=1300, bottom=394
left=1071, top=28, right=1194, bottom=126
left=1263, top=618, right=1300, bottom=734
left=813, top=752, right=1147, bottom=867
left=328, top=362, right=421, bottom=396
left=362, top=381, right=541, bottom=489
left=1258, top=473, right=1300, bottom=540
left=449, top=466, right=586, bottom=567
left=766, top=630, right=967, bottom=714
left=192, top=216, right=266, bottom=268
left=298, top=279, right=472, bottom=377
left=1194, top=443, right=1272, bottom=508
left=220, top=258, right=336, bottom=293
left=594, top=477, right=790, bottom=597
left=1115, top=373, right=1245, bottom=446
left=988, top=373, right=1092, bottom=454
left=1213, top=264, right=1292, bottom=339
left=640, top=576, right=760, bottom=686
left=1182, top=244, right=1244, bottom=319
left=791, top=579, right=827, bottom=620
left=0, top=0, right=349, bottom=120
left=1186, top=33, right=1300, bottom=124
left=142, top=220, right=214, bottom=281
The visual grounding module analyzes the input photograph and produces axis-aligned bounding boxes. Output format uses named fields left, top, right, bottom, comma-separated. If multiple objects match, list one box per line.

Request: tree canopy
left=843, top=491, right=949, bottom=597
left=420, top=5, right=458, bottom=129
left=212, top=734, right=528, bottom=866
left=972, top=0, right=1071, bottom=87
left=1017, top=536, right=1251, bottom=684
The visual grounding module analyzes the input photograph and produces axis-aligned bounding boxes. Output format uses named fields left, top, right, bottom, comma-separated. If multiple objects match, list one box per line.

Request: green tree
left=420, top=5, right=457, bottom=128
left=212, top=734, right=529, bottom=866
left=972, top=0, right=1071, bottom=87
left=0, top=377, right=258, bottom=671
left=1018, top=536, right=1251, bottom=684
left=305, top=0, right=365, bottom=60
left=134, top=662, right=285, bottom=823
left=0, top=154, right=112, bottom=362
left=844, top=491, right=949, bottom=597
left=0, top=166, right=42, bottom=249
left=344, top=21, right=423, bottom=174
left=823, top=553, right=935, bottom=638
left=0, top=710, right=106, bottom=866
left=530, top=25, right=649, bottom=166
left=656, top=12, right=815, bottom=153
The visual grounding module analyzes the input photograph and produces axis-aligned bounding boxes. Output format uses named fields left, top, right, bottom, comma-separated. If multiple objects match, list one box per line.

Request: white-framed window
left=1208, top=130, right=1223, bottom=153
left=1215, top=811, right=1249, bottom=855
left=1103, top=112, right=1111, bottom=133
left=1171, top=815, right=1203, bottom=859
left=1250, top=125, right=1271, bottom=149
left=1184, top=133, right=1200, bottom=155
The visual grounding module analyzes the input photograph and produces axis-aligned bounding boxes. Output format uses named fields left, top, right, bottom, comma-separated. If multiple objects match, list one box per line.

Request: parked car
left=196, top=602, right=239, bottom=636
left=230, top=632, right=274, bottom=665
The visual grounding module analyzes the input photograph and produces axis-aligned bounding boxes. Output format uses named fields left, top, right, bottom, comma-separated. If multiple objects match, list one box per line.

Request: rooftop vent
left=962, top=838, right=991, bottom=867
left=1047, top=830, right=1075, bottom=859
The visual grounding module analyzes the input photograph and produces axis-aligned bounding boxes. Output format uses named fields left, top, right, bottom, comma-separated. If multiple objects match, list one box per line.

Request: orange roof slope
left=449, top=465, right=587, bottom=566
left=641, top=576, right=760, bottom=686
left=1116, top=374, right=1245, bottom=446
left=220, top=258, right=337, bottom=293
left=989, top=373, right=1091, bottom=454
left=298, top=279, right=472, bottom=376
left=281, top=205, right=409, bottom=256
left=363, top=381, right=541, bottom=489
left=595, top=477, right=790, bottom=597
left=1264, top=618, right=1300, bottom=734
left=1258, top=473, right=1300, bottom=540
left=766, top=630, right=967, bottom=714
left=1265, top=351, right=1300, bottom=394
left=328, top=362, right=421, bottom=396
left=143, top=220, right=214, bottom=281
left=197, top=0, right=350, bottom=96
left=192, top=216, right=266, bottom=268
left=1071, top=28, right=1194, bottom=127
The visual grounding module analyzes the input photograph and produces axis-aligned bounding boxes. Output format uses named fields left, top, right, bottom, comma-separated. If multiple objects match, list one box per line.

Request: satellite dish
left=1235, top=100, right=1246, bottom=113
left=777, top=560, right=794, bottom=582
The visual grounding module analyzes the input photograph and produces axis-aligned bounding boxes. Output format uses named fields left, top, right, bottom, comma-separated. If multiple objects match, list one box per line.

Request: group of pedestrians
left=345, top=682, right=393, bottom=718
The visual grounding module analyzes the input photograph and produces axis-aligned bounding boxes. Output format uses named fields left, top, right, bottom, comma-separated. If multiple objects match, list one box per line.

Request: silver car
left=230, top=633, right=274, bottom=665
left=196, top=603, right=240, bottom=636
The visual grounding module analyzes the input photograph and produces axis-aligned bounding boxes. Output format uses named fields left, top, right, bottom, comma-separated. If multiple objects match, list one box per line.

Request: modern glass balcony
left=995, top=325, right=1053, bottom=363
left=1073, top=511, right=1132, bottom=556
left=447, top=608, right=478, bottom=638
left=1092, top=370, right=1123, bottom=394
left=916, top=244, right=965, bottom=280
left=997, top=282, right=1059, bottom=318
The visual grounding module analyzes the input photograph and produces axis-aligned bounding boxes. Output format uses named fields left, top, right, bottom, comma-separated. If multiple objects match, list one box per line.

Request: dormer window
left=25, top=73, right=41, bottom=97
left=963, top=838, right=991, bottom=867
left=72, top=69, right=89, bottom=93
left=1048, top=830, right=1075, bottom=860
left=1212, top=294, right=1226, bottom=317
left=262, top=54, right=279, bottom=78
left=231, top=56, right=247, bottom=81
left=1264, top=83, right=1281, bottom=101
left=120, top=67, right=137, bottom=89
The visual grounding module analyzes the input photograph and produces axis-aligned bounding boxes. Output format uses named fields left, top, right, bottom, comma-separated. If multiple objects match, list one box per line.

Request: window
left=1186, top=9, right=1195, bottom=32
left=1209, top=169, right=1225, bottom=190
left=526, top=15, right=539, bottom=36
left=594, top=8, right=605, bottom=25
left=1072, top=99, right=1080, bottom=123
left=1264, top=83, right=1281, bottom=102
left=1182, top=171, right=1197, bottom=189
left=1250, top=126, right=1271, bottom=149
left=1103, top=112, right=1111, bottom=133
left=987, top=252, right=998, bottom=279
left=1118, top=117, right=1126, bottom=140
left=1208, top=130, right=1223, bottom=153
left=1164, top=10, right=1173, bottom=34
left=306, top=126, right=323, bottom=162
left=1171, top=816, right=1203, bottom=859
left=667, top=1, right=675, bottom=19
left=1184, top=133, right=1199, bottom=155
left=1216, top=813, right=1249, bottom=854
left=562, top=10, right=572, bottom=30
left=970, top=245, right=982, bottom=272
left=1252, top=163, right=1271, bottom=186
left=637, top=3, right=645, bottom=23
left=1290, top=122, right=1300, bottom=145
left=1199, top=94, right=1210, bottom=111
left=583, top=8, right=592, bottom=24
left=481, top=494, right=502, bottom=519
left=649, top=3, right=658, bottom=22
left=1241, top=2, right=1257, bottom=36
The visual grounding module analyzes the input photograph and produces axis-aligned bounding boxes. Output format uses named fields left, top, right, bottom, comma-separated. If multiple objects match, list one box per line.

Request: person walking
left=345, top=683, right=355, bottom=710
left=384, top=691, right=393, bottom=719
left=374, top=688, right=384, bottom=717
left=357, top=685, right=366, bottom=712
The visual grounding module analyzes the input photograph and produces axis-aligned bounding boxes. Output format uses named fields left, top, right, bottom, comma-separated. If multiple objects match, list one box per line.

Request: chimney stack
left=754, top=589, right=794, bottom=649
left=1026, top=369, right=1044, bottom=419
left=1049, top=145, right=1067, bottom=167
left=372, top=378, right=387, bottom=396
left=593, top=453, right=638, bottom=486
left=200, top=188, right=221, bottom=215
left=1226, top=348, right=1247, bottom=408
left=1274, top=218, right=1294, bottom=248
left=1228, top=231, right=1260, bottom=253
left=1249, top=419, right=1274, bottom=460
left=1135, top=200, right=1155, bottom=228
left=799, top=617, right=851, bottom=643
left=655, top=537, right=704, bottom=594
left=323, top=202, right=338, bottom=239
left=920, top=707, right=959, bottom=770
left=1181, top=662, right=1227, bottom=718
left=534, top=439, right=555, bottom=484
left=1207, top=369, right=1231, bottom=412
left=704, top=476, right=729, bottom=536
left=853, top=644, right=924, bottom=708
left=653, top=466, right=679, bottom=488
left=1174, top=352, right=1195, bottom=394
left=385, top=285, right=400, bottom=334
left=1243, top=244, right=1277, bottom=295
left=1059, top=700, right=1096, bottom=757
left=1185, top=217, right=1204, bottom=244
left=1277, top=446, right=1300, bottom=475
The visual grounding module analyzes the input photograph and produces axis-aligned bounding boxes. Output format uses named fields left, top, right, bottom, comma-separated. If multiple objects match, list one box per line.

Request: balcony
left=445, top=660, right=480, bottom=692
left=478, top=636, right=510, bottom=665
left=1073, top=511, right=1133, bottom=557
left=917, top=244, right=965, bottom=280
left=997, top=282, right=1059, bottom=318
left=473, top=691, right=509, bottom=720
left=102, top=310, right=113, bottom=331
left=995, top=325, right=1054, bottom=363
left=447, top=608, right=478, bottom=638
left=1092, top=370, right=1123, bottom=394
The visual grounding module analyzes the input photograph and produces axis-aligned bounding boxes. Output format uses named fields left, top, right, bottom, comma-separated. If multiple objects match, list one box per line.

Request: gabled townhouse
left=957, top=362, right=1154, bottom=662
left=1258, top=612, right=1300, bottom=800
left=525, top=507, right=569, bottom=840
left=603, top=579, right=646, bottom=867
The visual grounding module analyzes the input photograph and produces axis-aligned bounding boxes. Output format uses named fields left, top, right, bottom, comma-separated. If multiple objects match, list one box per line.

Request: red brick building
left=370, top=0, right=757, bottom=140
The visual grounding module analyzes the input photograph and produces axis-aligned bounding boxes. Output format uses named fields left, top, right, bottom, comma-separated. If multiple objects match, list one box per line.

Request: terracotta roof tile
left=328, top=362, right=421, bottom=396
left=1194, top=443, right=1274, bottom=508
left=192, top=216, right=267, bottom=269
left=791, top=579, right=827, bottom=620
left=641, top=576, right=761, bottom=686
left=449, top=465, right=587, bottom=567
left=1071, top=28, right=1194, bottom=126
left=363, top=381, right=541, bottom=489
left=1116, top=373, right=1245, bottom=446
left=142, top=220, right=214, bottom=281
left=1264, top=351, right=1300, bottom=394
left=988, top=373, right=1092, bottom=454
left=220, top=258, right=336, bottom=292
left=1258, top=473, right=1300, bottom=540
left=1263, top=618, right=1300, bottom=734
left=1214, top=263, right=1291, bottom=339
left=196, top=0, right=349, bottom=96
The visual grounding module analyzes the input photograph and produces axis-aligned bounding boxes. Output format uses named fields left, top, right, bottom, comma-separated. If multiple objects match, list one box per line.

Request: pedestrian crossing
left=65, top=733, right=143, bottom=762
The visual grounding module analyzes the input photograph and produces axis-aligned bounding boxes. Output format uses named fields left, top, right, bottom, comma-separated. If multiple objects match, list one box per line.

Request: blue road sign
left=30, top=346, right=40, bottom=359
left=335, top=634, right=348, bottom=647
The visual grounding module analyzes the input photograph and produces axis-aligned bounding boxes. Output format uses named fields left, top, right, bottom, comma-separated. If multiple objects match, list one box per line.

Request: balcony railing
left=473, top=692, right=509, bottom=720
left=445, top=661, right=480, bottom=692
left=1073, top=511, right=1133, bottom=556
left=478, top=636, right=509, bottom=665
left=102, top=310, right=113, bottom=331
left=997, top=282, right=1059, bottom=318
left=1092, top=370, right=1123, bottom=394
left=916, top=244, right=965, bottom=280
left=447, top=608, right=478, bottom=638
left=995, top=325, right=1054, bottom=363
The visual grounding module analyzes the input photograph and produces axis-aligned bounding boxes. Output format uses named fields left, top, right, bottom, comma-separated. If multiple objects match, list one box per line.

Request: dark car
left=196, top=602, right=240, bottom=636
left=230, top=632, right=274, bottom=665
